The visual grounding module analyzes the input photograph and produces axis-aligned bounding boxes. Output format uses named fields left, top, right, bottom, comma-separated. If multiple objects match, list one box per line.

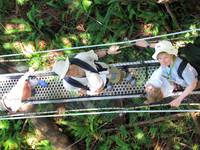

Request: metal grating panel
left=1, top=60, right=200, bottom=120
left=0, top=60, right=159, bottom=101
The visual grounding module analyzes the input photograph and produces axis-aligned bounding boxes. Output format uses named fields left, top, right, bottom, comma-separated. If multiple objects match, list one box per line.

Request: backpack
left=64, top=58, right=108, bottom=90
left=178, top=37, right=200, bottom=79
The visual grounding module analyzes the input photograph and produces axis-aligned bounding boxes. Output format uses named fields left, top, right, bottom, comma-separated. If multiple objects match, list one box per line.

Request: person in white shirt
left=52, top=46, right=136, bottom=96
left=136, top=40, right=199, bottom=107
left=0, top=71, right=47, bottom=112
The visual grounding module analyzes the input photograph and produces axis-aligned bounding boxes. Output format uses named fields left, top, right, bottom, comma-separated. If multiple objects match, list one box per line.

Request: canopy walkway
left=0, top=60, right=200, bottom=120
left=1, top=28, right=200, bottom=120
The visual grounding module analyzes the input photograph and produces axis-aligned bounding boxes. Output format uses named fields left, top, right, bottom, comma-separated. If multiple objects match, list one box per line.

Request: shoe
left=125, top=73, right=136, bottom=87
left=38, top=80, right=48, bottom=87
left=106, top=82, right=113, bottom=90
left=28, top=75, right=48, bottom=87
left=31, top=88, right=36, bottom=96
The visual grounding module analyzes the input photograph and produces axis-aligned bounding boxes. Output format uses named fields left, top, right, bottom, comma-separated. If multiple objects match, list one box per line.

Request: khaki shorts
left=108, top=66, right=126, bottom=84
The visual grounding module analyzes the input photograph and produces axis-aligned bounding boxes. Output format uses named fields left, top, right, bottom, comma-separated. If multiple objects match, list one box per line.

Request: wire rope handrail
left=1, top=102, right=200, bottom=120
left=23, top=90, right=200, bottom=105
left=0, top=54, right=199, bottom=120
left=0, top=28, right=199, bottom=58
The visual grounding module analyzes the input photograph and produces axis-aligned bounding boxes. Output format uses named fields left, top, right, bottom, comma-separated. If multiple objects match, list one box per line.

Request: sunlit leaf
left=0, top=121, right=9, bottom=130
left=16, top=0, right=29, bottom=5
left=82, top=0, right=92, bottom=11
left=3, top=42, right=14, bottom=49
left=192, top=144, right=199, bottom=150
left=3, top=138, right=19, bottom=150
left=36, top=140, right=53, bottom=150
left=135, top=131, right=144, bottom=140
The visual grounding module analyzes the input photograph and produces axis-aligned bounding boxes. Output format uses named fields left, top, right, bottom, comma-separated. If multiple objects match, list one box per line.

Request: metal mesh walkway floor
left=0, top=60, right=200, bottom=120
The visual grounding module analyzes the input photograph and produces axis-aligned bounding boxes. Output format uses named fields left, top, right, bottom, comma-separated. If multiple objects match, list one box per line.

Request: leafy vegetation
left=0, top=0, right=200, bottom=149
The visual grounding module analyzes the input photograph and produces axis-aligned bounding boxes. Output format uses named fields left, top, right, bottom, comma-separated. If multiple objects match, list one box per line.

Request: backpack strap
left=94, top=62, right=108, bottom=72
left=63, top=77, right=89, bottom=90
left=177, top=59, right=188, bottom=80
left=66, top=58, right=108, bottom=90
left=70, top=58, right=99, bottom=74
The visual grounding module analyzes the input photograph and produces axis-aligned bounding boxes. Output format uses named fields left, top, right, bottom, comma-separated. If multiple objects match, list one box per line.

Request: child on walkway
left=136, top=39, right=200, bottom=107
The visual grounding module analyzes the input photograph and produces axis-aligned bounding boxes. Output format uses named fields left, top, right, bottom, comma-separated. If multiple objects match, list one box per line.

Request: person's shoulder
left=172, top=56, right=182, bottom=70
left=75, top=50, right=97, bottom=60
left=172, top=56, right=181, bottom=64
left=154, top=67, right=163, bottom=74
left=150, top=67, right=163, bottom=79
left=175, top=56, right=195, bottom=71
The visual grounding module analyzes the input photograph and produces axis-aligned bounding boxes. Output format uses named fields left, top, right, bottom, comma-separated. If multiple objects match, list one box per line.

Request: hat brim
left=52, top=58, right=70, bottom=80
left=152, top=48, right=178, bottom=60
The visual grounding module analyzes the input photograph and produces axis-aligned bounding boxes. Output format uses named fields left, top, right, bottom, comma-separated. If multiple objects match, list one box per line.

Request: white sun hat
left=52, top=57, right=70, bottom=80
left=152, top=40, right=178, bottom=60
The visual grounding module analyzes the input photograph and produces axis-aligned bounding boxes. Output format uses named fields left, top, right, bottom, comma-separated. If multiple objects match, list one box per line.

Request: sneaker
left=106, top=82, right=113, bottom=90
left=31, top=88, right=36, bottom=96
left=38, top=80, right=48, bottom=87
left=125, top=73, right=136, bottom=87
left=28, top=75, right=48, bottom=88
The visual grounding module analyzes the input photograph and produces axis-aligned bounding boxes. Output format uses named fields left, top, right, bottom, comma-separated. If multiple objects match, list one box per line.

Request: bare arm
left=95, top=45, right=121, bottom=58
left=78, top=82, right=104, bottom=96
left=135, top=40, right=156, bottom=48
left=21, top=81, right=32, bottom=101
left=169, top=80, right=197, bottom=107
left=95, top=50, right=107, bottom=58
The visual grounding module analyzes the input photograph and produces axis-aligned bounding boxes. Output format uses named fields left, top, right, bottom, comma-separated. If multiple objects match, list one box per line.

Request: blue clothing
left=146, top=68, right=174, bottom=97
left=147, top=57, right=198, bottom=98
left=160, top=57, right=198, bottom=87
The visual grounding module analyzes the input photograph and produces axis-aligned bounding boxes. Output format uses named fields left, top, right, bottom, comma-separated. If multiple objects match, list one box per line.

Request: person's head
left=52, top=57, right=70, bottom=80
left=145, top=83, right=164, bottom=103
left=152, top=40, right=178, bottom=67
left=52, top=58, right=86, bottom=79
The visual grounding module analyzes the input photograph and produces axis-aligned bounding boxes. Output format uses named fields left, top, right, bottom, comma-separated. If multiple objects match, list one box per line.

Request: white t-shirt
left=146, top=68, right=174, bottom=97
left=2, top=72, right=31, bottom=112
left=161, top=57, right=198, bottom=87
left=147, top=57, right=198, bottom=98
left=63, top=50, right=109, bottom=95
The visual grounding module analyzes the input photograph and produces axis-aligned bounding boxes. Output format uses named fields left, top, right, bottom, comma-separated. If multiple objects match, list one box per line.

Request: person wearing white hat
left=0, top=71, right=48, bottom=112
left=52, top=45, right=136, bottom=96
left=136, top=40, right=199, bottom=107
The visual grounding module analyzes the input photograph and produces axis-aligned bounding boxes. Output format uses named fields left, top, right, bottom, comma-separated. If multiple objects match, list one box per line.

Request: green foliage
left=0, top=120, right=32, bottom=149
left=27, top=5, right=44, bottom=31
left=16, top=0, right=30, bottom=6
left=0, top=0, right=200, bottom=149
left=4, top=18, right=32, bottom=35
left=3, top=138, right=19, bottom=150
left=35, top=140, right=54, bottom=150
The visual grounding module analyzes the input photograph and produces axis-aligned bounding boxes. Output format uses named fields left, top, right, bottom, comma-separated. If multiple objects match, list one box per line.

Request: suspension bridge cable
left=0, top=35, right=196, bottom=63
left=0, top=36, right=192, bottom=63
left=0, top=58, right=30, bottom=62
left=24, top=90, right=200, bottom=105
left=1, top=109, right=200, bottom=120
left=0, top=28, right=199, bottom=58
left=1, top=102, right=199, bottom=120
